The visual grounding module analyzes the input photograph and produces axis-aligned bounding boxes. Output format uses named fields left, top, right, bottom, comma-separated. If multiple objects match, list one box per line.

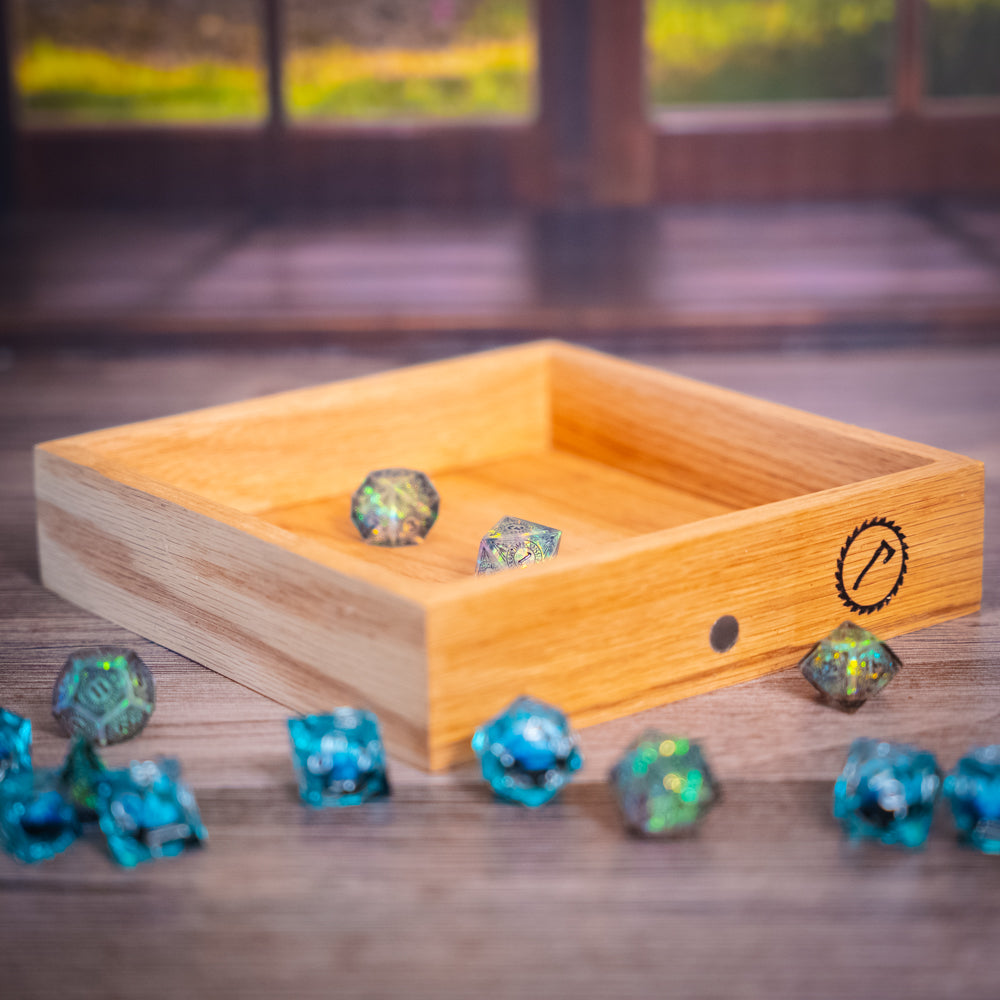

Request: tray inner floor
left=262, top=448, right=738, bottom=584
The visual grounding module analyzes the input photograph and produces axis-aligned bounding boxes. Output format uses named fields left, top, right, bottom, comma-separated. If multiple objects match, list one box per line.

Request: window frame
left=1, top=0, right=998, bottom=209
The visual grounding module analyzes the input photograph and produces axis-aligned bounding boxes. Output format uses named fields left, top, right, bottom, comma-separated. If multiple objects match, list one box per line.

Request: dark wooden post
left=895, top=0, right=924, bottom=116
left=0, top=0, right=16, bottom=212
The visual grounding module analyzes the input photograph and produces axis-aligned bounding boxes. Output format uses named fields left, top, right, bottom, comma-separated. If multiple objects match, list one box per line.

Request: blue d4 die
left=287, top=709, right=390, bottom=807
left=0, top=770, right=80, bottom=863
left=0, top=707, right=32, bottom=787
left=472, top=695, right=583, bottom=807
left=944, top=746, right=1000, bottom=854
left=95, top=759, right=207, bottom=867
left=834, top=738, right=941, bottom=849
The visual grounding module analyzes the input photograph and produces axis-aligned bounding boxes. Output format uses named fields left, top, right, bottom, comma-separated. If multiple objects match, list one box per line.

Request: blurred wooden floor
left=1, top=200, right=999, bottom=350
left=1, top=344, right=998, bottom=999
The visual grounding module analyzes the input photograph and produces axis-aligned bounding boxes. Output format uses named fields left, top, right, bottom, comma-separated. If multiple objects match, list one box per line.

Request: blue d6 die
left=834, top=738, right=941, bottom=849
left=944, top=746, right=1000, bottom=854
left=0, top=707, right=32, bottom=787
left=0, top=770, right=80, bottom=863
left=95, top=759, right=207, bottom=867
left=472, top=695, right=583, bottom=807
left=287, top=709, right=390, bottom=808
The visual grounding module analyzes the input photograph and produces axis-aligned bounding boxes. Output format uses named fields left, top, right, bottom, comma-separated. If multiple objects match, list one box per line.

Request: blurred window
left=646, top=0, right=895, bottom=107
left=285, top=0, right=536, bottom=122
left=925, top=0, right=1000, bottom=98
left=12, top=0, right=266, bottom=124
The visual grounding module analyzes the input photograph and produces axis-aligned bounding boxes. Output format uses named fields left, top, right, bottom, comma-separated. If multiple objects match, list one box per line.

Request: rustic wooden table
left=2, top=344, right=998, bottom=1000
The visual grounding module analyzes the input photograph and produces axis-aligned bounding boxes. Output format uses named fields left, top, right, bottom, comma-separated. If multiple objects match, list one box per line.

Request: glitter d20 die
left=834, top=738, right=940, bottom=849
left=799, top=621, right=901, bottom=708
left=0, top=707, right=32, bottom=786
left=351, top=468, right=439, bottom=546
left=609, top=732, right=719, bottom=837
left=288, top=709, right=390, bottom=807
left=944, top=746, right=1000, bottom=854
left=95, top=759, right=207, bottom=867
left=475, top=516, right=562, bottom=576
left=0, top=770, right=80, bottom=863
left=471, top=696, right=582, bottom=807
left=52, top=646, right=155, bottom=745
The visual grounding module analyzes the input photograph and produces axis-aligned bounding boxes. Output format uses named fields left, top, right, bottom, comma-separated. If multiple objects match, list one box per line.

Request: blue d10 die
left=0, top=707, right=32, bottom=787
left=609, top=732, right=719, bottom=837
left=52, top=646, right=155, bottom=746
left=0, top=770, right=80, bottom=863
left=475, top=517, right=562, bottom=576
left=471, top=695, right=583, bottom=807
left=944, top=746, right=1000, bottom=854
left=95, top=759, right=207, bottom=867
left=834, top=738, right=941, bottom=849
left=287, top=709, right=390, bottom=808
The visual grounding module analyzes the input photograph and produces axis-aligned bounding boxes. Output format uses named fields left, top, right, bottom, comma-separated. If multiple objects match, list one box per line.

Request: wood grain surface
left=1, top=345, right=999, bottom=1000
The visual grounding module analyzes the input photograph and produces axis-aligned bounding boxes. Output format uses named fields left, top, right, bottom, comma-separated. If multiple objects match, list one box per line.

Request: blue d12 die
left=287, top=709, right=390, bottom=808
left=0, top=770, right=80, bottom=863
left=471, top=695, right=583, bottom=807
left=0, top=707, right=32, bottom=787
left=95, top=759, right=207, bottom=867
left=944, top=746, right=1000, bottom=854
left=833, top=738, right=941, bottom=849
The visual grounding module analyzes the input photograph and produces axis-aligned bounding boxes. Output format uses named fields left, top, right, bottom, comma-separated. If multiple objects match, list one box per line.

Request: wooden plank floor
left=1, top=345, right=998, bottom=999
left=1, top=200, right=999, bottom=349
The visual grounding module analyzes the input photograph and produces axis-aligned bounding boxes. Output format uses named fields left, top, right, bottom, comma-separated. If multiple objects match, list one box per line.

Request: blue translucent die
left=944, top=746, right=1000, bottom=854
left=0, top=769, right=80, bottom=863
left=52, top=646, right=155, bottom=745
left=95, top=759, right=207, bottom=867
left=833, top=738, right=941, bottom=849
left=472, top=696, right=583, bottom=807
left=288, top=709, right=390, bottom=808
left=799, top=621, right=901, bottom=708
left=609, top=732, right=719, bottom=837
left=0, top=707, right=32, bottom=786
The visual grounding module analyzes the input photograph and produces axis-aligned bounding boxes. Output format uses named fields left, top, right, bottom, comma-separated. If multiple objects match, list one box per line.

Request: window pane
left=12, top=0, right=265, bottom=124
left=646, top=0, right=894, bottom=107
left=285, top=0, right=535, bottom=121
left=926, top=0, right=1000, bottom=98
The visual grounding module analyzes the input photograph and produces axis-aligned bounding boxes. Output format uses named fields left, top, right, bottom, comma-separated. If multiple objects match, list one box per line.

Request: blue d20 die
left=287, top=709, right=390, bottom=808
left=833, top=738, right=941, bottom=849
left=472, top=695, right=583, bottom=807
left=944, top=746, right=1000, bottom=854
left=0, top=770, right=80, bottom=863
left=95, top=759, right=207, bottom=867
left=0, top=707, right=32, bottom=787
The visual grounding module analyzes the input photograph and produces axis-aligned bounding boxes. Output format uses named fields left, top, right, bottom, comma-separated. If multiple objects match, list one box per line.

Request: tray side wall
left=36, top=448, right=432, bottom=766
left=426, top=458, right=984, bottom=769
left=55, top=344, right=552, bottom=514
left=550, top=345, right=940, bottom=509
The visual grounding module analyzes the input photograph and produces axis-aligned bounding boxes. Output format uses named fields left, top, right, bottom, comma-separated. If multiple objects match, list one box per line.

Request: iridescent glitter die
left=609, top=732, right=719, bottom=837
left=799, top=621, right=901, bottom=708
left=52, top=646, right=155, bottom=745
left=833, top=738, right=941, bottom=849
left=288, top=709, right=390, bottom=808
left=471, top=695, right=582, bottom=807
left=351, top=468, right=440, bottom=546
left=943, top=746, right=1000, bottom=854
left=475, top=516, right=562, bottom=576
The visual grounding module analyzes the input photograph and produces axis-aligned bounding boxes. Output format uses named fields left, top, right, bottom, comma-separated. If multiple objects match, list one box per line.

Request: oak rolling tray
left=35, top=342, right=984, bottom=770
